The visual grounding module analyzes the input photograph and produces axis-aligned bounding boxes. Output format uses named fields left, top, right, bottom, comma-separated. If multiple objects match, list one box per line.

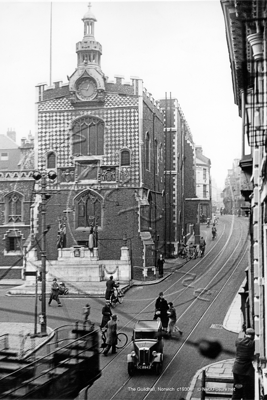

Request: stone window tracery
left=5, top=192, right=23, bottom=223
left=76, top=191, right=102, bottom=228
left=72, top=116, right=104, bottom=157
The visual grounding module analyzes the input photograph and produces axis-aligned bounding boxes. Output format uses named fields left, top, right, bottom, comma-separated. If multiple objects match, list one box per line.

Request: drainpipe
left=138, top=79, right=144, bottom=188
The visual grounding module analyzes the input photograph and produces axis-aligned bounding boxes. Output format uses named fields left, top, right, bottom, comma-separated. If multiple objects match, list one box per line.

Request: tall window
left=154, top=140, right=159, bottom=175
left=47, top=151, right=56, bottom=169
left=120, top=149, right=130, bottom=166
left=145, top=132, right=150, bottom=170
left=203, top=184, right=207, bottom=199
left=76, top=191, right=102, bottom=228
left=6, top=236, right=21, bottom=252
left=5, top=192, right=23, bottom=223
left=203, top=168, right=207, bottom=180
left=72, top=116, right=104, bottom=156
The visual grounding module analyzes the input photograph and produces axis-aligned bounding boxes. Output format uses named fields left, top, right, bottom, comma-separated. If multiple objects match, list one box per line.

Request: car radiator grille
left=139, top=349, right=149, bottom=364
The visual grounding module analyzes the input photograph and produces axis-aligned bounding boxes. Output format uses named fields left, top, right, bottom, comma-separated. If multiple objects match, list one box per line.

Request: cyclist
left=199, top=236, right=206, bottom=257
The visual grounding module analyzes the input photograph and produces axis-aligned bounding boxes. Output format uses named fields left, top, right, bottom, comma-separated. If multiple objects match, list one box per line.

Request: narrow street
left=0, top=215, right=248, bottom=399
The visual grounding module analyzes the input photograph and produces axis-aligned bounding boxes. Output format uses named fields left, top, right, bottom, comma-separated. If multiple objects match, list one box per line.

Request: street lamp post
left=33, top=170, right=57, bottom=336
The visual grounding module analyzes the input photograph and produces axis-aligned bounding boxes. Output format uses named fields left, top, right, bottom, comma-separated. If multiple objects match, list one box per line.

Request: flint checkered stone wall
left=36, top=84, right=165, bottom=268
left=37, top=95, right=140, bottom=185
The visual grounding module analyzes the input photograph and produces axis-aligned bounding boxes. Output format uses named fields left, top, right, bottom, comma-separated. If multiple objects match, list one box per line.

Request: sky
left=0, top=0, right=242, bottom=189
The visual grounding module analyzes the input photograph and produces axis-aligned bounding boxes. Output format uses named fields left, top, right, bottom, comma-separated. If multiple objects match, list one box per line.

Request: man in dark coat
left=154, top=292, right=169, bottom=331
left=100, top=300, right=112, bottom=328
left=199, top=236, right=206, bottom=257
left=105, top=275, right=116, bottom=301
left=232, top=327, right=255, bottom=400
left=48, top=278, right=62, bottom=307
left=157, top=254, right=165, bottom=278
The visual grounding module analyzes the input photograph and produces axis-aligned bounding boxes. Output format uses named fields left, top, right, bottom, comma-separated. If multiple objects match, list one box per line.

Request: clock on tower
left=76, top=78, right=97, bottom=101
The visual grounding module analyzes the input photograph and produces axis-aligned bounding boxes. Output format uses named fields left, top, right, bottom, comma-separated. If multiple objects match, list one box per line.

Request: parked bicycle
left=110, top=282, right=124, bottom=307
left=178, top=244, right=188, bottom=259
left=59, top=282, right=69, bottom=295
left=178, top=244, right=199, bottom=260
left=99, top=328, right=128, bottom=353
left=187, top=245, right=199, bottom=260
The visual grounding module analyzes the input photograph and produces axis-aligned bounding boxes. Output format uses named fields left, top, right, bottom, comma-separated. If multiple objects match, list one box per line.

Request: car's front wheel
left=128, top=362, right=135, bottom=376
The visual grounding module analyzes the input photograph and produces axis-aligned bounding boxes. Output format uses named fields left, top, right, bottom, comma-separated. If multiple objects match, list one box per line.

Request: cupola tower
left=69, top=3, right=106, bottom=103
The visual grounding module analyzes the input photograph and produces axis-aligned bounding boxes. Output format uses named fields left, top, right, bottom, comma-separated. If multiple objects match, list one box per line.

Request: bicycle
left=99, top=328, right=128, bottom=353
left=110, top=282, right=124, bottom=308
left=186, top=245, right=198, bottom=260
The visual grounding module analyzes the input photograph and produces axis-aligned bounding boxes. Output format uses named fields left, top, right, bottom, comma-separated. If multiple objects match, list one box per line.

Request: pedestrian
left=48, top=278, right=62, bottom=307
left=167, top=302, right=183, bottom=337
left=154, top=292, right=169, bottom=331
left=199, top=236, right=206, bottom=257
left=157, top=254, right=165, bottom=278
left=212, top=223, right=217, bottom=239
left=231, top=327, right=255, bottom=400
left=83, top=303, right=91, bottom=322
left=100, top=300, right=112, bottom=328
left=103, top=314, right=118, bottom=356
left=105, top=275, right=116, bottom=301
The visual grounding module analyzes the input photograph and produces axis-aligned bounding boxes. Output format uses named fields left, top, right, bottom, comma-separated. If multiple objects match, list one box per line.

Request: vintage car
left=127, top=320, right=164, bottom=376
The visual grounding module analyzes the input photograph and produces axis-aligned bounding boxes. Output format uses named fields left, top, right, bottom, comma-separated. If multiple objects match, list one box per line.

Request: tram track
left=87, top=216, right=249, bottom=400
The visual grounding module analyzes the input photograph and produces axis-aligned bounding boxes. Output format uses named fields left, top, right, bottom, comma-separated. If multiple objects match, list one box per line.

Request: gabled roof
left=196, top=155, right=211, bottom=167
left=0, top=134, right=18, bottom=150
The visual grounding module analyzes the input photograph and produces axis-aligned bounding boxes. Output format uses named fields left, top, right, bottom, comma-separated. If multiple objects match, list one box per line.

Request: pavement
left=0, top=256, right=241, bottom=399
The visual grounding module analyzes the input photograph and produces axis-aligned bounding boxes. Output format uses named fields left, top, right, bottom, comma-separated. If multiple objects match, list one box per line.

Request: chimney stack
left=7, top=128, right=16, bottom=143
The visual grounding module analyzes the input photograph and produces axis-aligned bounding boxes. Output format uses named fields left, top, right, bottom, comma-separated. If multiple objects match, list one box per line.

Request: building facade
left=159, top=97, right=199, bottom=257
left=195, top=145, right=212, bottom=222
left=222, top=159, right=249, bottom=215
left=0, top=130, right=21, bottom=170
left=221, top=1, right=267, bottom=398
left=0, top=133, right=35, bottom=277
left=34, top=5, right=165, bottom=275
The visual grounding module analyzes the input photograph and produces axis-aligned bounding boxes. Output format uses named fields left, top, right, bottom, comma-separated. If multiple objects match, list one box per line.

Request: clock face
left=76, top=78, right=97, bottom=101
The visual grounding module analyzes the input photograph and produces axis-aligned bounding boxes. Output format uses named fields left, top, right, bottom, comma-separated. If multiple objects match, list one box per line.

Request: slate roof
left=0, top=134, right=18, bottom=149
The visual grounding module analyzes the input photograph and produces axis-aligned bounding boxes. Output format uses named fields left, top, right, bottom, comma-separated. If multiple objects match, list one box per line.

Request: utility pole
left=33, top=170, right=57, bottom=336
left=40, top=174, right=47, bottom=335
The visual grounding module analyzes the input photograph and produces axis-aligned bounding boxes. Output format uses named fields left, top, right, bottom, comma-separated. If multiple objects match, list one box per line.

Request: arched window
left=76, top=191, right=102, bottom=228
left=5, top=192, right=23, bottom=223
left=145, top=132, right=150, bottom=171
left=120, top=149, right=130, bottom=166
left=72, top=116, right=104, bottom=157
left=47, top=151, right=56, bottom=169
